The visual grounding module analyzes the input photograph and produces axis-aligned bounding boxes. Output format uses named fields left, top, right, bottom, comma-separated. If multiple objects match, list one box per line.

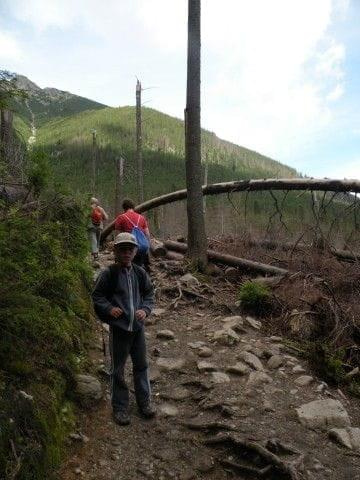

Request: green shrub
left=0, top=191, right=94, bottom=479
left=238, top=281, right=271, bottom=314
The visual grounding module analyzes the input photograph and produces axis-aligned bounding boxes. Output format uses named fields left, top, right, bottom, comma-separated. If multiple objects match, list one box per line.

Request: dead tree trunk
left=100, top=178, right=360, bottom=242
left=136, top=79, right=144, bottom=203
left=185, top=0, right=207, bottom=270
left=114, top=156, right=124, bottom=216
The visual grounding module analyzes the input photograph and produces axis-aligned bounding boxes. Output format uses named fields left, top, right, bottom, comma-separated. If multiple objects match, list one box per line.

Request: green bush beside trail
left=0, top=195, right=94, bottom=479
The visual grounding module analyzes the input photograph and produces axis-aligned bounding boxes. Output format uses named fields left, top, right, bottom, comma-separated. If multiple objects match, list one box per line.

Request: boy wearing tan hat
left=92, top=232, right=155, bottom=425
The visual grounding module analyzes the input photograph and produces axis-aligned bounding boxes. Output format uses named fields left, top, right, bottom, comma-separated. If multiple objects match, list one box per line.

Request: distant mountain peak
left=12, top=73, right=107, bottom=126
left=15, top=74, right=41, bottom=92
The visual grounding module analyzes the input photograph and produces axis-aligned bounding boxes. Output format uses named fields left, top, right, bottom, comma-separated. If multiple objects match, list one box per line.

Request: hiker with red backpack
left=114, top=198, right=150, bottom=271
left=89, top=197, right=108, bottom=260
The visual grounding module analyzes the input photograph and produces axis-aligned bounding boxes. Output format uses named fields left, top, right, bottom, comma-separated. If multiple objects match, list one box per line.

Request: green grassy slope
left=34, top=106, right=297, bottom=213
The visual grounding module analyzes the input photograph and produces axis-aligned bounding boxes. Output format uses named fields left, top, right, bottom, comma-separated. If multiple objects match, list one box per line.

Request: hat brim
left=114, top=241, right=138, bottom=248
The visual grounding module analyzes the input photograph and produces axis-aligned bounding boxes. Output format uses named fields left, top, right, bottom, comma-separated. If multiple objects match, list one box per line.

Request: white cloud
left=326, top=83, right=344, bottom=101
left=327, top=159, right=360, bottom=180
left=0, top=30, right=23, bottom=60
left=4, top=0, right=351, bottom=175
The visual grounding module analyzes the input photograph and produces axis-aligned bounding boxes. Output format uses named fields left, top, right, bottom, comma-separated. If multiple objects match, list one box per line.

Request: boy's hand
left=110, top=307, right=123, bottom=318
left=135, top=309, right=147, bottom=322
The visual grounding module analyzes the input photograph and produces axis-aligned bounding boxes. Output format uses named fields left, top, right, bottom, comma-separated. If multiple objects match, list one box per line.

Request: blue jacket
left=92, top=263, right=154, bottom=331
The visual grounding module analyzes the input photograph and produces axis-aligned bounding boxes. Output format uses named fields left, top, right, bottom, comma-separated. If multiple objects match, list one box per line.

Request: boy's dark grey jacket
left=92, top=263, right=154, bottom=331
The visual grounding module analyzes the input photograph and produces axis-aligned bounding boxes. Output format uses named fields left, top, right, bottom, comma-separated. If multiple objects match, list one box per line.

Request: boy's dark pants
left=109, top=325, right=151, bottom=412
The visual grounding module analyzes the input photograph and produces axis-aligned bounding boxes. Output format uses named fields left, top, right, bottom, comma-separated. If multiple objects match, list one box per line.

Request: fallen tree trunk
left=248, top=239, right=360, bottom=262
left=150, top=238, right=167, bottom=257
left=165, top=250, right=184, bottom=261
left=101, top=178, right=360, bottom=242
left=164, top=239, right=289, bottom=276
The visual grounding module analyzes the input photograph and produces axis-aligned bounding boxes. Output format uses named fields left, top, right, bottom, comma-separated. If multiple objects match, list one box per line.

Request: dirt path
left=59, top=250, right=360, bottom=480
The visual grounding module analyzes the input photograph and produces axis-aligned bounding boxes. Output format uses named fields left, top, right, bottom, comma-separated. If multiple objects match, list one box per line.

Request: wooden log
left=150, top=238, right=167, bottom=257
left=101, top=178, right=360, bottom=242
left=248, top=239, right=360, bottom=262
left=165, top=250, right=184, bottom=261
left=164, top=239, right=289, bottom=276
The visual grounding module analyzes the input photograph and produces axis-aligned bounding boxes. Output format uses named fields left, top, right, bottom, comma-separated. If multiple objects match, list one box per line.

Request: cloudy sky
left=0, top=0, right=359, bottom=179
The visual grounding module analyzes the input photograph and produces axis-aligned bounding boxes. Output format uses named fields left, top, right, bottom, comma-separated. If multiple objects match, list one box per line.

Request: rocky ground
left=60, top=249, right=360, bottom=480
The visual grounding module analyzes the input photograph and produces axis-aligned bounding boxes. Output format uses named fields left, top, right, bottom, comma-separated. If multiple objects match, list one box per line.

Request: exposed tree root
left=204, top=433, right=303, bottom=479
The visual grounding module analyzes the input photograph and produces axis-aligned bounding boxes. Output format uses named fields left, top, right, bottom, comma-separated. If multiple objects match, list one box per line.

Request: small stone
left=197, top=346, right=213, bottom=358
left=19, top=390, right=33, bottom=401
left=211, top=372, right=230, bottom=384
left=193, top=456, right=214, bottom=472
left=238, top=351, right=264, bottom=371
left=245, top=316, right=262, bottom=330
left=180, top=273, right=200, bottom=286
left=292, top=365, right=306, bottom=374
left=226, top=362, right=249, bottom=375
left=295, top=375, right=313, bottom=386
left=316, top=382, right=328, bottom=393
left=75, top=374, right=102, bottom=406
left=345, top=367, right=359, bottom=379
left=187, top=341, right=206, bottom=349
left=267, top=355, right=283, bottom=369
left=329, top=427, right=360, bottom=451
left=160, top=387, right=191, bottom=401
left=197, top=361, right=218, bottom=372
left=159, top=403, right=179, bottom=417
left=247, top=371, right=272, bottom=387
left=156, top=330, right=175, bottom=340
left=270, top=336, right=282, bottom=342
left=152, top=308, right=166, bottom=317
left=296, top=399, right=351, bottom=430
left=213, top=328, right=240, bottom=345
left=263, top=399, right=275, bottom=412
left=156, top=357, right=186, bottom=372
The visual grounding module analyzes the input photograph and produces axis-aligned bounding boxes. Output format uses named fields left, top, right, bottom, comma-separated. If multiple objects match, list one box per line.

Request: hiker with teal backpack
left=89, top=197, right=108, bottom=261
left=92, top=232, right=156, bottom=425
left=114, top=198, right=151, bottom=272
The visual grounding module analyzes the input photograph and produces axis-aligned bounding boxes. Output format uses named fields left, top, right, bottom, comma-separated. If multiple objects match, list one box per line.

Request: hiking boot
left=139, top=403, right=156, bottom=419
left=113, top=410, right=130, bottom=426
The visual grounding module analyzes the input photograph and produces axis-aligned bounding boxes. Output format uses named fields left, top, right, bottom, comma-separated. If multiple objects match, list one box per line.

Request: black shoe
left=113, top=410, right=130, bottom=426
left=139, top=403, right=156, bottom=419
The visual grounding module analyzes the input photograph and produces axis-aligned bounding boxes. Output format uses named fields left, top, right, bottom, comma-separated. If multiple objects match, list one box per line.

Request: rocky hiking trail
left=60, top=248, right=360, bottom=480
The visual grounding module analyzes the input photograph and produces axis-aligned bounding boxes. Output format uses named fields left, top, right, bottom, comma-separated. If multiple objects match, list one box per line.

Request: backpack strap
left=124, top=213, right=141, bottom=228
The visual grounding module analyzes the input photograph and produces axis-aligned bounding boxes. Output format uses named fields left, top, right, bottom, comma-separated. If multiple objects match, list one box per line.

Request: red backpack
left=91, top=206, right=103, bottom=225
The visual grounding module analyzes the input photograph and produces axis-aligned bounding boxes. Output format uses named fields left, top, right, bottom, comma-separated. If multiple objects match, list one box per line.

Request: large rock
left=238, top=351, right=264, bottom=371
left=296, top=399, right=351, bottom=430
left=156, top=357, right=186, bottom=372
left=75, top=374, right=102, bottom=406
left=213, top=328, right=240, bottom=346
left=329, top=427, right=360, bottom=451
